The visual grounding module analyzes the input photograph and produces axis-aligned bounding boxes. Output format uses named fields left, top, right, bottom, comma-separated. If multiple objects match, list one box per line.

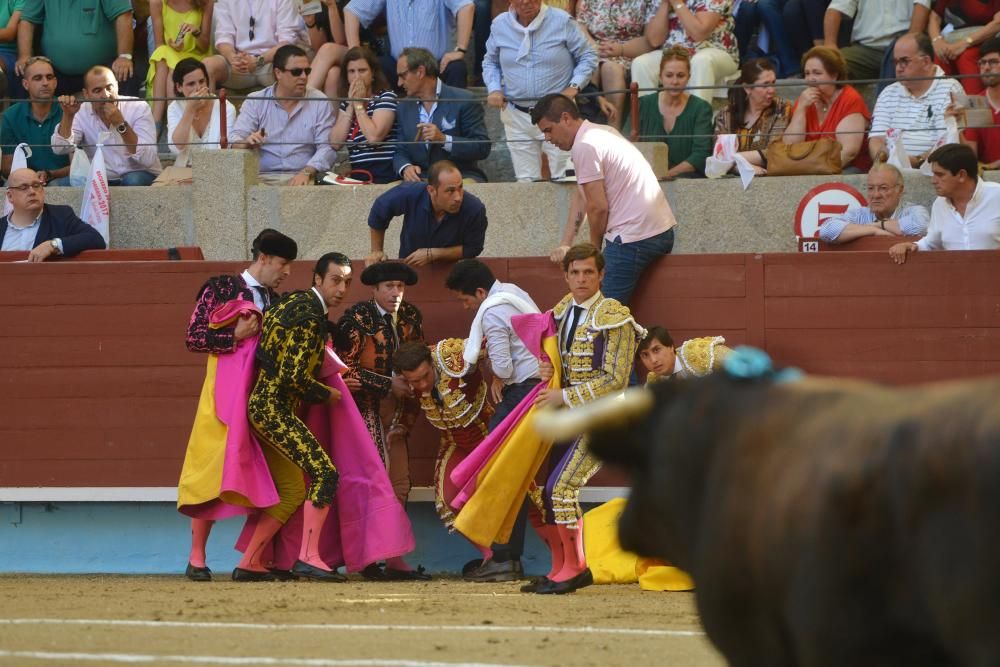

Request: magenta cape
left=178, top=299, right=279, bottom=520
left=237, top=345, right=415, bottom=572
left=448, top=313, right=559, bottom=546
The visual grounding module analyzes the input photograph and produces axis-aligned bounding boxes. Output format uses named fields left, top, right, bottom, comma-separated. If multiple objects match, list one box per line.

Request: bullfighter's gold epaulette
left=677, top=336, right=731, bottom=377
left=552, top=294, right=574, bottom=320
left=435, top=338, right=471, bottom=378
left=592, top=296, right=646, bottom=337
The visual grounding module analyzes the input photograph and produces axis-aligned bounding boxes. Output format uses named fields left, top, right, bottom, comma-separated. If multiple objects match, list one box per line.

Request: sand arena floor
left=0, top=575, right=725, bottom=666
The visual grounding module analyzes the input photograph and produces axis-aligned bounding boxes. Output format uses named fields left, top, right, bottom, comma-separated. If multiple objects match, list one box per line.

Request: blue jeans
left=473, top=0, right=491, bottom=78
left=109, top=171, right=157, bottom=186
left=601, top=228, right=675, bottom=306
left=735, top=0, right=799, bottom=78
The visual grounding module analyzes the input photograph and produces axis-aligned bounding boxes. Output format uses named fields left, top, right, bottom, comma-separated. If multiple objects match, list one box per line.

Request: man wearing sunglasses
left=230, top=45, right=335, bottom=186
left=0, top=168, right=105, bottom=261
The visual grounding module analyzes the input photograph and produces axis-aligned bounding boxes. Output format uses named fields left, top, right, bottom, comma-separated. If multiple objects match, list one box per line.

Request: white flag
left=3, top=143, right=33, bottom=218
left=80, top=143, right=110, bottom=246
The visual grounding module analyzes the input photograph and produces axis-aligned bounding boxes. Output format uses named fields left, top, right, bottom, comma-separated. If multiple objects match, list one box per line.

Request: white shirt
left=828, top=0, right=931, bottom=48
left=480, top=280, right=541, bottom=384
left=51, top=98, right=163, bottom=179
left=1, top=215, right=41, bottom=252
left=870, top=66, right=964, bottom=156
left=167, top=99, right=239, bottom=168
left=311, top=286, right=329, bottom=315
left=917, top=180, right=1000, bottom=251
left=213, top=0, right=302, bottom=55
left=241, top=270, right=268, bottom=311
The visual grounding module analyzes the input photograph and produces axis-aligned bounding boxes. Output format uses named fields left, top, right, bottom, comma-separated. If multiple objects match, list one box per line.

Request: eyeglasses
left=978, top=57, right=1000, bottom=68
left=280, top=67, right=312, bottom=77
left=7, top=182, right=45, bottom=192
left=865, top=185, right=898, bottom=194
left=249, top=15, right=255, bottom=41
left=893, top=56, right=915, bottom=68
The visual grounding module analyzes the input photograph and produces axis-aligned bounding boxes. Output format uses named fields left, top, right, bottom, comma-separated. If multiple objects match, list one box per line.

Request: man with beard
left=1, top=57, right=70, bottom=183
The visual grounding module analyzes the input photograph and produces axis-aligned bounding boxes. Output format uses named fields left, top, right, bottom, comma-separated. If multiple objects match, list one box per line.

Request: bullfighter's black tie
left=253, top=286, right=271, bottom=311
left=383, top=313, right=398, bottom=351
left=565, top=306, right=582, bottom=354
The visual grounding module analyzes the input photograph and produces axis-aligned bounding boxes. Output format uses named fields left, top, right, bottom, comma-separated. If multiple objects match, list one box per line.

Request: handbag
left=765, top=137, right=843, bottom=176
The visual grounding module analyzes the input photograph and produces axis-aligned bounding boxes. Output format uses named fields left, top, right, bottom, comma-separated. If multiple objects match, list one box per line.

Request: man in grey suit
left=393, top=47, right=491, bottom=183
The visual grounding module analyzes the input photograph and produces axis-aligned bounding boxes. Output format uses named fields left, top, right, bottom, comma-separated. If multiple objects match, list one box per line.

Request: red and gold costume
left=335, top=299, right=423, bottom=467
left=416, top=338, right=495, bottom=529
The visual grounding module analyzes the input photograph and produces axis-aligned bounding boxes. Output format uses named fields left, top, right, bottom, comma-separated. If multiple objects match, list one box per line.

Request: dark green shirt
left=624, top=94, right=713, bottom=174
left=22, top=0, right=131, bottom=75
left=0, top=102, right=71, bottom=172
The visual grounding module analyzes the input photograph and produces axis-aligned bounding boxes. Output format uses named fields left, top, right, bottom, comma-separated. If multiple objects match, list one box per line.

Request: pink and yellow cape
left=449, top=313, right=561, bottom=547
left=237, top=344, right=415, bottom=572
left=177, top=299, right=279, bottom=519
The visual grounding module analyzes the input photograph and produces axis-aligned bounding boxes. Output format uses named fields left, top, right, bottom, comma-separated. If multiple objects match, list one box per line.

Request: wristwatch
left=569, top=82, right=580, bottom=90
left=51, top=238, right=63, bottom=255
left=116, top=120, right=129, bottom=135
left=256, top=55, right=266, bottom=68
left=118, top=53, right=133, bottom=60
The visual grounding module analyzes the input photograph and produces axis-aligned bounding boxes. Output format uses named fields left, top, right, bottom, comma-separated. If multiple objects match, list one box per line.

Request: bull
left=536, top=355, right=1000, bottom=666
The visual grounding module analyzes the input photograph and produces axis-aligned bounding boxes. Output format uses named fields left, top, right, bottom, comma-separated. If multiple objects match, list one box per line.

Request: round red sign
left=793, top=182, right=868, bottom=238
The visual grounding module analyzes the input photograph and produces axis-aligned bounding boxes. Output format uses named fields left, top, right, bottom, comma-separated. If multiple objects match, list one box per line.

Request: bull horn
left=532, top=387, right=655, bottom=441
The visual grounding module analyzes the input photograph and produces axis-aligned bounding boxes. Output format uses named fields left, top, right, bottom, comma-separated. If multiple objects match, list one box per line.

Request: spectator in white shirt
left=869, top=32, right=964, bottom=167
left=890, top=143, right=1000, bottom=263
left=52, top=66, right=162, bottom=186
left=168, top=59, right=238, bottom=168
left=202, top=0, right=302, bottom=91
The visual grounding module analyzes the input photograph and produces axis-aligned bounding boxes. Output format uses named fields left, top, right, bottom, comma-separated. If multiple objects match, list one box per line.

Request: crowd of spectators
left=0, top=0, right=998, bottom=191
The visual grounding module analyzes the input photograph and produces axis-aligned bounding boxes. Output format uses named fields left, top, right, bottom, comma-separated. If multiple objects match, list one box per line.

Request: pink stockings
left=188, top=518, right=214, bottom=568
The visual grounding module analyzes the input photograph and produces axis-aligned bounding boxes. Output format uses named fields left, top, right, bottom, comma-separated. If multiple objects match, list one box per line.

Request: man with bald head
left=819, top=163, right=929, bottom=244
left=51, top=65, right=161, bottom=186
left=0, top=168, right=106, bottom=261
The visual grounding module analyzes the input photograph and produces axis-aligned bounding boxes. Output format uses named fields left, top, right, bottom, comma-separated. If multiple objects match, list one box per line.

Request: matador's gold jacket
left=646, top=336, right=733, bottom=384
left=419, top=338, right=494, bottom=450
left=553, top=292, right=645, bottom=408
left=254, top=289, right=332, bottom=404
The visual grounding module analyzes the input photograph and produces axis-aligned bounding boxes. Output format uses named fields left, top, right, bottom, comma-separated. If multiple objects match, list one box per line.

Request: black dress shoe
left=520, top=577, right=550, bottom=593
left=291, top=559, right=347, bottom=582
left=384, top=565, right=432, bottom=581
left=464, top=558, right=524, bottom=582
left=268, top=568, right=299, bottom=581
left=231, top=567, right=278, bottom=582
left=185, top=563, right=212, bottom=582
left=534, top=569, right=594, bottom=595
left=461, top=558, right=484, bottom=576
left=361, top=563, right=388, bottom=581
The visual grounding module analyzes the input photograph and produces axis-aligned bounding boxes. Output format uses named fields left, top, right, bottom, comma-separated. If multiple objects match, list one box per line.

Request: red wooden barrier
left=2, top=251, right=999, bottom=489
left=0, top=247, right=205, bottom=263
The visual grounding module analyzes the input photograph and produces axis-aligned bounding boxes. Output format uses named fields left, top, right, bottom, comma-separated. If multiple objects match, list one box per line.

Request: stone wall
left=27, top=148, right=988, bottom=260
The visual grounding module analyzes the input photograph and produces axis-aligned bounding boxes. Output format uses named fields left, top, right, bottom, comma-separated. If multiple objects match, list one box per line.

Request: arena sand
left=0, top=575, right=725, bottom=666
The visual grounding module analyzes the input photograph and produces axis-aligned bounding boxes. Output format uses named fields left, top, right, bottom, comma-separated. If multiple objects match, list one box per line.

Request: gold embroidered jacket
left=553, top=293, right=644, bottom=408
left=419, top=338, right=494, bottom=450
left=254, top=290, right=332, bottom=404
left=646, top=336, right=733, bottom=384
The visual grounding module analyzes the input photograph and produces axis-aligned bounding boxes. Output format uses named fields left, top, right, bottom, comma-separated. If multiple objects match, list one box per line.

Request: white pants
left=631, top=47, right=738, bottom=102
left=500, top=104, right=571, bottom=182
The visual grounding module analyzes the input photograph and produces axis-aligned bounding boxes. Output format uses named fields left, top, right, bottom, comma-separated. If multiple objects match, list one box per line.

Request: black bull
left=587, top=373, right=1000, bottom=667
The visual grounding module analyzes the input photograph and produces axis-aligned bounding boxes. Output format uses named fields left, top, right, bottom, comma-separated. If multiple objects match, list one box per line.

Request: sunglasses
left=249, top=15, right=255, bottom=41
left=280, top=67, right=312, bottom=77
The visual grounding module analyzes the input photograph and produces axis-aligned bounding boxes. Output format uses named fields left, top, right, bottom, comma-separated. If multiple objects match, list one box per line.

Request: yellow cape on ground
left=583, top=498, right=695, bottom=591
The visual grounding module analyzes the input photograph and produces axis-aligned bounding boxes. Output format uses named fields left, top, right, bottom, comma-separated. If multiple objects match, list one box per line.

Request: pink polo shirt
left=571, top=120, right=676, bottom=244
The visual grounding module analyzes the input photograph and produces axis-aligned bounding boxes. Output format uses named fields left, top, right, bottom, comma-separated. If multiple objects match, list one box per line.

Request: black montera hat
left=361, top=261, right=419, bottom=286
left=253, top=229, right=298, bottom=260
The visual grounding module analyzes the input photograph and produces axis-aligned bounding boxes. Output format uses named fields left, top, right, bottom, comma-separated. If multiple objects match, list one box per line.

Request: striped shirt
left=870, top=67, right=964, bottom=155
left=819, top=202, right=929, bottom=242
left=338, top=90, right=399, bottom=175
left=344, top=0, right=472, bottom=60
left=917, top=180, right=1000, bottom=251
left=483, top=6, right=598, bottom=103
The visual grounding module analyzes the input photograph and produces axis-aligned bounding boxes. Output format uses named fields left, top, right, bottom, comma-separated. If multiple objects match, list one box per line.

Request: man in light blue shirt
left=345, top=0, right=474, bottom=89
left=483, top=0, right=597, bottom=182
left=819, top=163, right=929, bottom=244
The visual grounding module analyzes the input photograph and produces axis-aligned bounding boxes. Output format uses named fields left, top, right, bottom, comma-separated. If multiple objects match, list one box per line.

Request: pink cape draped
left=237, top=344, right=415, bottom=572
left=447, top=313, right=558, bottom=545
left=180, top=298, right=279, bottom=520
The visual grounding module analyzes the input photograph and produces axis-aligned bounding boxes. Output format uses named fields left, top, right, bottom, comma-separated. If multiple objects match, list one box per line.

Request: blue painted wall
left=0, top=502, right=560, bottom=576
